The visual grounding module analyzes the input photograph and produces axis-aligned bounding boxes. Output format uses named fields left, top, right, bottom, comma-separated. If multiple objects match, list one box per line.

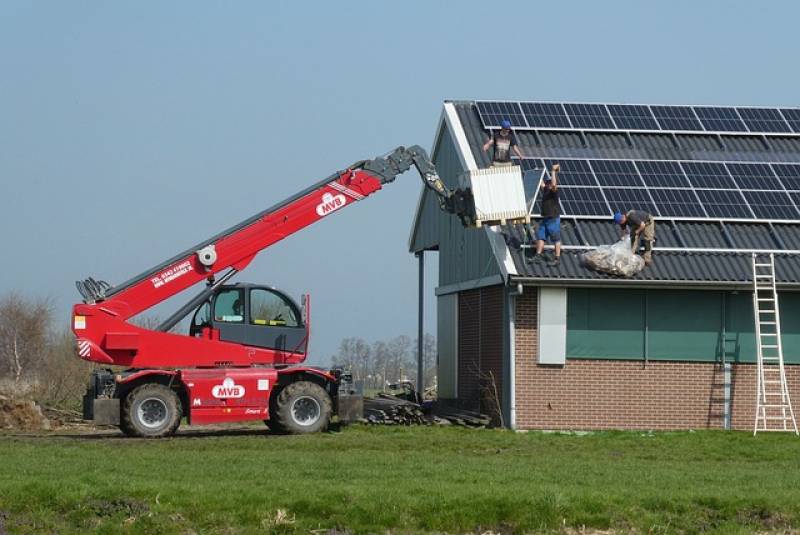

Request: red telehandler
left=73, top=146, right=473, bottom=437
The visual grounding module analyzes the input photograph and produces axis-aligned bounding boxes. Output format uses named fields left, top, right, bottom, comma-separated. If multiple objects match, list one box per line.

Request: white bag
left=582, top=238, right=646, bottom=277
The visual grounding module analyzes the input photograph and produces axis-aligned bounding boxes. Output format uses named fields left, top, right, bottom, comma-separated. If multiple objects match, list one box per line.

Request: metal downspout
left=417, top=252, right=424, bottom=394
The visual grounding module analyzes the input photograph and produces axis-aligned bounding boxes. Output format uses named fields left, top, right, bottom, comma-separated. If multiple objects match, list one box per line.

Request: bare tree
left=0, top=293, right=52, bottom=393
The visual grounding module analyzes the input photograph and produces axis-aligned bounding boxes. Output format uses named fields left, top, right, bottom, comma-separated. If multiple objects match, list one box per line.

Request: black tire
left=121, top=383, right=182, bottom=438
left=270, top=381, right=332, bottom=434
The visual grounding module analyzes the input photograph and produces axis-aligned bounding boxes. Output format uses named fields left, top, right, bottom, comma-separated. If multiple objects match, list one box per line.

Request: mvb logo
left=316, top=192, right=346, bottom=217
left=211, top=377, right=245, bottom=399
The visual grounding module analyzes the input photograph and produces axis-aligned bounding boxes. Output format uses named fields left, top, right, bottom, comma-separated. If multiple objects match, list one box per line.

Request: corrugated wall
left=409, top=119, right=502, bottom=287
left=457, top=286, right=505, bottom=422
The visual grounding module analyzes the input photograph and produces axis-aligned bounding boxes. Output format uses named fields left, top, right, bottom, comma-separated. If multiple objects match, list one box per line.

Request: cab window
left=192, top=301, right=211, bottom=328
left=214, top=289, right=244, bottom=323
left=250, top=289, right=300, bottom=327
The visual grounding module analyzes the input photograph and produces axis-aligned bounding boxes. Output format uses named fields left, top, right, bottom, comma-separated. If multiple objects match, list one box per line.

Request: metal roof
left=444, top=100, right=800, bottom=286
left=501, top=223, right=800, bottom=287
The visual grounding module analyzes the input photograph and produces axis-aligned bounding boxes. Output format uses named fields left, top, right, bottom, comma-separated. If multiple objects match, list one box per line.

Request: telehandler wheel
left=271, top=381, right=332, bottom=434
left=121, top=383, right=182, bottom=438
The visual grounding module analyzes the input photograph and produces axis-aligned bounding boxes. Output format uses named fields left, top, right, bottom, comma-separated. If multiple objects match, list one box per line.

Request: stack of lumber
left=361, top=394, right=491, bottom=428
left=363, top=394, right=426, bottom=425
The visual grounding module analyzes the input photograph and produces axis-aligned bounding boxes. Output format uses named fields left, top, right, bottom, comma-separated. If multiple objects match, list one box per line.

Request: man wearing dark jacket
left=614, top=210, right=655, bottom=265
left=534, top=163, right=561, bottom=266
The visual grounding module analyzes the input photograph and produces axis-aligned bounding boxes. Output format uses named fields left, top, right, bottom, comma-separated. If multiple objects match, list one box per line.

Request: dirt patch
left=0, top=395, right=51, bottom=431
left=736, top=507, right=793, bottom=530
left=84, top=498, right=149, bottom=518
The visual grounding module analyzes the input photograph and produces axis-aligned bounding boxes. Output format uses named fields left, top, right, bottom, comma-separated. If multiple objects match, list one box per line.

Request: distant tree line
left=329, top=334, right=436, bottom=392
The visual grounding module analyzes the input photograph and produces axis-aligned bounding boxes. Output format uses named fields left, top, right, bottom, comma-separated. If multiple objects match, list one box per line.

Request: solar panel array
left=521, top=158, right=800, bottom=222
left=476, top=101, right=800, bottom=134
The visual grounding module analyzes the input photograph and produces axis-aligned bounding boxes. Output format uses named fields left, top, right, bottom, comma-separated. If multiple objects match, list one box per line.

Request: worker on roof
left=533, top=163, right=562, bottom=266
left=615, top=210, right=655, bottom=265
left=482, top=119, right=523, bottom=167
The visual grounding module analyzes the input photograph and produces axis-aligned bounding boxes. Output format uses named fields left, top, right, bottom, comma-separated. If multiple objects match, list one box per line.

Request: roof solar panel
left=790, top=192, right=800, bottom=211
left=772, top=164, right=800, bottom=190
left=681, top=162, right=737, bottom=189
left=519, top=159, right=545, bottom=202
left=725, top=162, right=783, bottom=190
left=590, top=159, right=644, bottom=187
left=693, top=107, right=747, bottom=132
left=543, top=158, right=596, bottom=186
left=563, top=103, right=615, bottom=129
left=558, top=186, right=610, bottom=216
left=736, top=107, right=791, bottom=133
left=607, top=104, right=659, bottom=130
left=745, top=190, right=800, bottom=220
left=694, top=190, right=752, bottom=219
left=603, top=188, right=657, bottom=215
left=520, top=102, right=571, bottom=128
left=635, top=160, right=690, bottom=188
left=780, top=108, right=800, bottom=133
left=648, top=189, right=706, bottom=218
left=651, top=106, right=703, bottom=131
left=475, top=101, right=528, bottom=129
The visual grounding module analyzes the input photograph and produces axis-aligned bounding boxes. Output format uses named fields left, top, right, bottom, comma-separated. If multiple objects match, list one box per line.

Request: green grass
left=0, top=426, right=799, bottom=533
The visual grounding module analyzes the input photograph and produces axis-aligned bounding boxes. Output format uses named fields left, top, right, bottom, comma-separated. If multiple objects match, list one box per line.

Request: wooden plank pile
left=362, top=393, right=491, bottom=428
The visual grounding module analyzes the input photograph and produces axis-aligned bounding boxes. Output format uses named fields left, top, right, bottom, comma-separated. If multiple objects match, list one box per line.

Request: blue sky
left=1, top=1, right=798, bottom=364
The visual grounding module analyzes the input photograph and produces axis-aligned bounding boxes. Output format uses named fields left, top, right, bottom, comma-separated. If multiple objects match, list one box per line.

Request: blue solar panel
left=475, top=101, right=527, bottom=129
left=790, top=192, right=800, bottom=212
left=651, top=106, right=703, bottom=131
left=519, top=159, right=545, bottom=202
left=520, top=102, right=571, bottom=128
left=603, top=188, right=657, bottom=215
left=772, top=164, right=800, bottom=190
left=607, top=104, right=659, bottom=130
left=543, top=158, right=596, bottom=186
left=694, top=190, right=752, bottom=219
left=780, top=108, right=800, bottom=133
left=737, top=108, right=791, bottom=133
left=636, top=160, right=690, bottom=188
left=726, top=163, right=783, bottom=190
left=745, top=191, right=800, bottom=219
left=558, top=187, right=610, bottom=216
left=681, top=162, right=737, bottom=189
left=563, top=103, right=615, bottom=129
left=590, top=160, right=643, bottom=187
left=693, top=107, right=747, bottom=132
left=648, top=188, right=706, bottom=218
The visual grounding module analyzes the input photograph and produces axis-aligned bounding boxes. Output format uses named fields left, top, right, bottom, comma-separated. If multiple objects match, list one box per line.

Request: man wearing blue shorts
left=535, top=163, right=561, bottom=266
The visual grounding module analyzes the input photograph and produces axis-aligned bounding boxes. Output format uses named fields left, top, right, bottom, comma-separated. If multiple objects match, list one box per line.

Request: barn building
left=409, top=100, right=800, bottom=431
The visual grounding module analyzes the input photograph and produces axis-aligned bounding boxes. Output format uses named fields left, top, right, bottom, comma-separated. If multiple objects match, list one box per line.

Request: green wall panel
left=566, top=288, right=800, bottom=364
left=647, top=290, right=722, bottom=361
left=567, top=288, right=645, bottom=359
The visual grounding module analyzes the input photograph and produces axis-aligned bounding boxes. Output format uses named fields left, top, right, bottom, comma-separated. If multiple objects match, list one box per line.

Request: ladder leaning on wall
left=751, top=253, right=798, bottom=435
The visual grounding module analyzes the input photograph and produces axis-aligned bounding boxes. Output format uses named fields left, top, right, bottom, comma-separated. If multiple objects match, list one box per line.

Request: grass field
left=1, top=425, right=799, bottom=534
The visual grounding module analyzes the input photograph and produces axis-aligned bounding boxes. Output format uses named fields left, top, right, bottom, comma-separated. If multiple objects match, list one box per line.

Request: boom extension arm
left=359, top=145, right=474, bottom=226
left=75, top=146, right=472, bottom=320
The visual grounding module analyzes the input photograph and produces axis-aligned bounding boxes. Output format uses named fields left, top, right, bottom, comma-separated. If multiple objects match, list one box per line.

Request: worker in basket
left=482, top=119, right=523, bottom=167
left=614, top=210, right=655, bottom=265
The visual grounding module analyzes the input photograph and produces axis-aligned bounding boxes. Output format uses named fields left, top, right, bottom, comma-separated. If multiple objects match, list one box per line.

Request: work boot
left=548, top=256, right=561, bottom=267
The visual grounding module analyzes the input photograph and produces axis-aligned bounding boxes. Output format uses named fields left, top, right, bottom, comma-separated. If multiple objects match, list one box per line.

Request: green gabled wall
left=409, top=121, right=501, bottom=288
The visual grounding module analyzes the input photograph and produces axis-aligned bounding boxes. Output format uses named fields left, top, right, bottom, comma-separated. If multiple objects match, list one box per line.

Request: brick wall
left=514, top=289, right=800, bottom=431
left=457, top=286, right=504, bottom=423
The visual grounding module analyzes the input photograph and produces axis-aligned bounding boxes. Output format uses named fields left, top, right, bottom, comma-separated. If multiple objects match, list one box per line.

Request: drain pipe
left=417, top=251, right=424, bottom=394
